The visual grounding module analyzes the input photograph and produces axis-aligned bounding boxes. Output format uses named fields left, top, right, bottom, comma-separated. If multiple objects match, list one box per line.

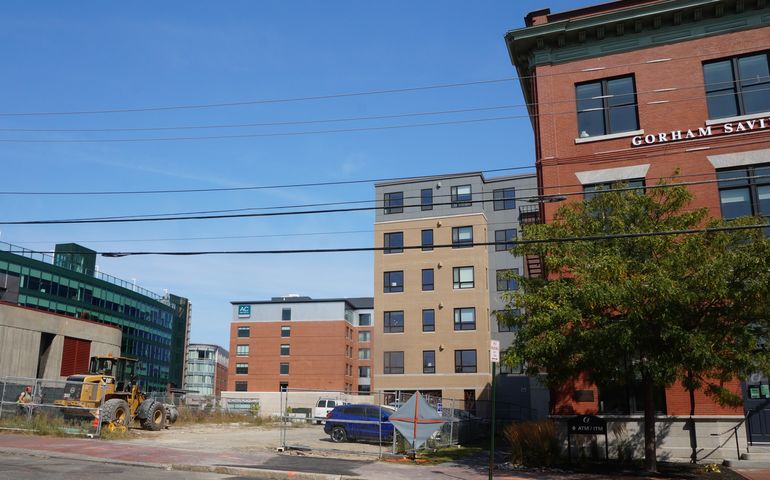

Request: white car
left=313, top=398, right=346, bottom=424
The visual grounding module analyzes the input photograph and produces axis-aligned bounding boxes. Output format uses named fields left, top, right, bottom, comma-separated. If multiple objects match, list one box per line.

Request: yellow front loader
left=54, top=355, right=178, bottom=431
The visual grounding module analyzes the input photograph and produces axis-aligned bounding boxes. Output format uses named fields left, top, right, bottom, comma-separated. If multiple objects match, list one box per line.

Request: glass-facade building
left=185, top=344, right=229, bottom=397
left=0, top=242, right=189, bottom=392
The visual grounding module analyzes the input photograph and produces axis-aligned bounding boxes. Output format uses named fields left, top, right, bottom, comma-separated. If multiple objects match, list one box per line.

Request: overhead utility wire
left=0, top=115, right=535, bottom=143
left=34, top=172, right=770, bottom=223
left=10, top=230, right=376, bottom=244
left=0, top=44, right=761, bottom=117
left=0, top=166, right=531, bottom=196
left=0, top=76, right=753, bottom=133
left=8, top=224, right=763, bottom=257
left=2, top=173, right=767, bottom=225
left=2, top=85, right=767, bottom=143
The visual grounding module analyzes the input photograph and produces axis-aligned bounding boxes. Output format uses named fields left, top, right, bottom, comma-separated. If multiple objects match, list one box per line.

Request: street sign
left=437, top=402, right=443, bottom=416
left=490, top=340, right=500, bottom=362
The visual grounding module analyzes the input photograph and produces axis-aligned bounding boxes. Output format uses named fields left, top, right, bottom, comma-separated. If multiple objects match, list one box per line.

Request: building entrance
left=744, top=376, right=770, bottom=444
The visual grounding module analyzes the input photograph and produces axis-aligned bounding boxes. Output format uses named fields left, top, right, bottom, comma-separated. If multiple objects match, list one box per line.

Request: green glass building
left=0, top=241, right=190, bottom=392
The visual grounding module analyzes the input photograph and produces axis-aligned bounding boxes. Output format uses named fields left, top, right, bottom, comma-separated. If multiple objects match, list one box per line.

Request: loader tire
left=141, top=401, right=166, bottom=431
left=165, top=404, right=179, bottom=424
left=101, top=399, right=130, bottom=426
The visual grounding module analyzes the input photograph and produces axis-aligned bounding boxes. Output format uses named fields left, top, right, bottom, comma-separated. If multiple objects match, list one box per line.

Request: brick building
left=228, top=296, right=373, bottom=393
left=506, top=0, right=770, bottom=455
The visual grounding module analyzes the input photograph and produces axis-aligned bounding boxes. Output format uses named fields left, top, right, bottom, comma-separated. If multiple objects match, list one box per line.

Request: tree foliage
left=500, top=181, right=770, bottom=470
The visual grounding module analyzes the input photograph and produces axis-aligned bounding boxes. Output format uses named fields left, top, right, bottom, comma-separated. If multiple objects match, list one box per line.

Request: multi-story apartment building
left=228, top=296, right=374, bottom=393
left=0, top=241, right=190, bottom=392
left=373, top=172, right=544, bottom=417
left=185, top=343, right=229, bottom=397
left=506, top=0, right=770, bottom=451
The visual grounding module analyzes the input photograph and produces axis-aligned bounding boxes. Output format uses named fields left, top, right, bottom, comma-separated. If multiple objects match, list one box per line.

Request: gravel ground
left=125, top=421, right=391, bottom=458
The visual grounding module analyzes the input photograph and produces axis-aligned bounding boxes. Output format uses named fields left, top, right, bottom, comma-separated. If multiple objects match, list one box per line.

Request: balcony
left=519, top=205, right=541, bottom=225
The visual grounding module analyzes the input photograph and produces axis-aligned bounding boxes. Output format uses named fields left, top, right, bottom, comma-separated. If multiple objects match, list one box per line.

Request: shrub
left=503, top=419, right=560, bottom=467
left=175, top=405, right=266, bottom=426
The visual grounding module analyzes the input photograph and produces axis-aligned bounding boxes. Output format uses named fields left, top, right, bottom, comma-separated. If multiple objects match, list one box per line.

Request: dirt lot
left=124, top=421, right=392, bottom=458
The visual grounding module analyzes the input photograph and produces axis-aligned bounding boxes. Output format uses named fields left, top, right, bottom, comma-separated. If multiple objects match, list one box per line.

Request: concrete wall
left=221, top=390, right=375, bottom=418
left=0, top=302, right=121, bottom=380
left=553, top=415, right=747, bottom=463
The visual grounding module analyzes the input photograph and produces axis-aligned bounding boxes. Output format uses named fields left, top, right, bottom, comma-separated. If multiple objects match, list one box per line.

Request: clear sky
left=0, top=0, right=596, bottom=349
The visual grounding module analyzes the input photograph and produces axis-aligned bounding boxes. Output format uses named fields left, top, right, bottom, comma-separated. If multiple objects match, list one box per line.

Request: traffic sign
left=490, top=340, right=500, bottom=363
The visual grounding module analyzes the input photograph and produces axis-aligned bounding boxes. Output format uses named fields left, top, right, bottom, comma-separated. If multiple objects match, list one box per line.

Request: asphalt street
left=0, top=452, right=237, bottom=480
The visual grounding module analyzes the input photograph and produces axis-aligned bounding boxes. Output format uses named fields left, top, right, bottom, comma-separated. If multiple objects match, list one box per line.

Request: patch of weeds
left=174, top=406, right=269, bottom=427
left=384, top=446, right=482, bottom=465
left=0, top=412, right=86, bottom=437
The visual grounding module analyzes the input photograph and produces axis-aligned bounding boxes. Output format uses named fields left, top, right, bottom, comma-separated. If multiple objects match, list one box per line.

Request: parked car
left=313, top=398, right=346, bottom=424
left=324, top=404, right=394, bottom=443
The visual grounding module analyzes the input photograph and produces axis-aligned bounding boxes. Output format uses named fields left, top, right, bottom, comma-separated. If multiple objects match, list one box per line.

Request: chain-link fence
left=0, top=376, right=104, bottom=437
left=277, top=388, right=487, bottom=457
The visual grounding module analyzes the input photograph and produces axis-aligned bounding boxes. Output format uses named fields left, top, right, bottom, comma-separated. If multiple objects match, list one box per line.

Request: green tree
left=500, top=182, right=770, bottom=472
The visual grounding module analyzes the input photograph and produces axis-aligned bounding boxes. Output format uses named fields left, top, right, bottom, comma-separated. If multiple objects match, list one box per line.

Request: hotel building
left=228, top=296, right=374, bottom=393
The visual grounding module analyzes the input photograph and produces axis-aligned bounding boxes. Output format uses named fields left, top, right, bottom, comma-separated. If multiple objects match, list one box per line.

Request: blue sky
left=0, top=0, right=595, bottom=349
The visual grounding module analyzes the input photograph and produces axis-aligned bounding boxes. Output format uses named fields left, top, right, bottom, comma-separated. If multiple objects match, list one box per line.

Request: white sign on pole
left=490, top=340, right=500, bottom=363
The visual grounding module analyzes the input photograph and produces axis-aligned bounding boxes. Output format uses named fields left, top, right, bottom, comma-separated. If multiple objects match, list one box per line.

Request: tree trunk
left=643, top=376, right=658, bottom=473
left=688, top=371, right=698, bottom=464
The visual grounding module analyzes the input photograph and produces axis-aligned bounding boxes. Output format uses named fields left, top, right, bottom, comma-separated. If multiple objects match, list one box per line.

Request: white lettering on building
left=630, top=118, right=769, bottom=146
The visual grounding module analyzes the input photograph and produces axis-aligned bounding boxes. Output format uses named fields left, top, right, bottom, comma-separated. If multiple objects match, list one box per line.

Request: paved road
left=0, top=452, right=235, bottom=480
left=2, top=433, right=768, bottom=480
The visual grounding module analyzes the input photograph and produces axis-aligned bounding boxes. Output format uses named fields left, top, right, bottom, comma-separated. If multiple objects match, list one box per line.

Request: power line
left=0, top=166, right=532, bottom=196
left=9, top=230, right=376, bottom=244
left=1, top=84, right=766, bottom=144
left=7, top=223, right=764, bottom=257
left=0, top=104, right=522, bottom=132
left=0, top=78, right=515, bottom=117
left=0, top=76, right=749, bottom=133
left=0, top=114, right=531, bottom=143
left=2, top=173, right=767, bottom=225
left=26, top=171, right=768, bottom=223
left=0, top=44, right=761, bottom=117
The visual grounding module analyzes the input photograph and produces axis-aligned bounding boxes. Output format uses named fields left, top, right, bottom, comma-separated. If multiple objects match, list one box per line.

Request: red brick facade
left=227, top=315, right=372, bottom=393
left=509, top=0, right=770, bottom=416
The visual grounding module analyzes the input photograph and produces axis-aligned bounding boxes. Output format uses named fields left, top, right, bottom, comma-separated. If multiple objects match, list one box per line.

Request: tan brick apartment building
left=506, top=0, right=770, bottom=449
left=228, top=296, right=373, bottom=393
left=373, top=172, right=547, bottom=418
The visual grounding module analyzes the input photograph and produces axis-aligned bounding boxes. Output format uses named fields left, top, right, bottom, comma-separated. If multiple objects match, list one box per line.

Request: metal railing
left=0, top=241, right=163, bottom=301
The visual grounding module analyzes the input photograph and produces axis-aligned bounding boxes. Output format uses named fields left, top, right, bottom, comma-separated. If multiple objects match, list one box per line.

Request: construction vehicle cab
left=90, top=356, right=136, bottom=393
left=55, top=354, right=177, bottom=431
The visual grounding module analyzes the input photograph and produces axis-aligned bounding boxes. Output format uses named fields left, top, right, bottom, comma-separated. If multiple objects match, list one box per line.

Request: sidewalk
left=0, top=432, right=766, bottom=479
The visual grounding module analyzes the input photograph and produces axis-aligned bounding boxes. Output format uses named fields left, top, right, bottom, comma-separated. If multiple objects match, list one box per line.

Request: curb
left=175, top=463, right=356, bottom=479
left=0, top=447, right=355, bottom=480
left=0, top=446, right=173, bottom=470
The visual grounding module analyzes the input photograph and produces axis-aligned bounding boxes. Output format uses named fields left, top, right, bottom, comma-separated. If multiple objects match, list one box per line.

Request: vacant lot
left=125, top=421, right=391, bottom=457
